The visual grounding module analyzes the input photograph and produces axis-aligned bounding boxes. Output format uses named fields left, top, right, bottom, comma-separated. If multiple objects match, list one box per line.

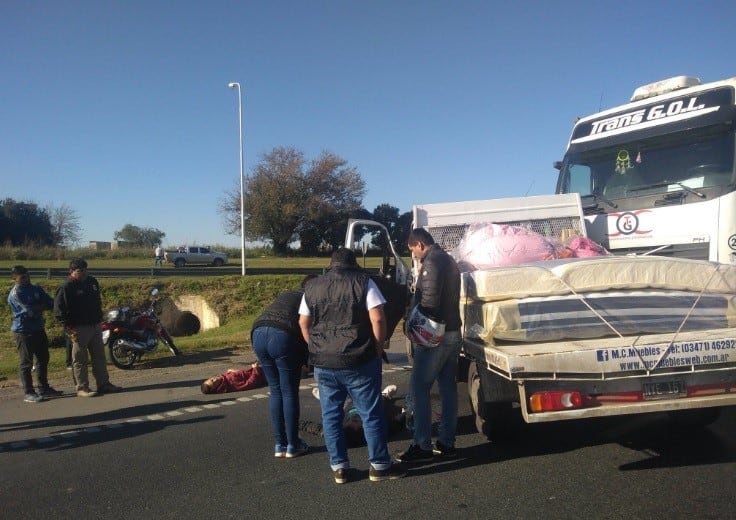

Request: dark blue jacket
left=8, top=283, right=54, bottom=333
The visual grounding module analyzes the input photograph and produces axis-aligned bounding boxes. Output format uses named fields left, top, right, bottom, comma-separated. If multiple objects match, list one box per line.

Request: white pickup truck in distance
left=164, top=246, right=228, bottom=268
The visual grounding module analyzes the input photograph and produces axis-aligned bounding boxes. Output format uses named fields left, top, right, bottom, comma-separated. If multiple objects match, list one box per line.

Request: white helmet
left=407, top=305, right=445, bottom=347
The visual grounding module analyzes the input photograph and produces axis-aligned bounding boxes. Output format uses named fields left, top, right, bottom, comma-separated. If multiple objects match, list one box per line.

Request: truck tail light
left=529, top=391, right=583, bottom=413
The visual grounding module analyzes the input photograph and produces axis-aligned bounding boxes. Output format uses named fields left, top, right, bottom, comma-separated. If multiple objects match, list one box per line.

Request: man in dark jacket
left=299, top=248, right=406, bottom=484
left=8, top=265, right=63, bottom=402
left=397, top=228, right=462, bottom=464
left=54, top=258, right=121, bottom=397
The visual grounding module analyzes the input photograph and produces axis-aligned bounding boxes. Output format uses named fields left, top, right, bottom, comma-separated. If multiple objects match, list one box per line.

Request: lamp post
left=228, top=81, right=246, bottom=276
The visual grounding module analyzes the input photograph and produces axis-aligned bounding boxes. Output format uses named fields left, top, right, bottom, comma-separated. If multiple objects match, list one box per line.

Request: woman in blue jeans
left=251, top=276, right=315, bottom=458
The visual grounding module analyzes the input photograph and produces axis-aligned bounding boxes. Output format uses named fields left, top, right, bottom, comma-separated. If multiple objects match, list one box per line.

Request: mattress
left=461, top=256, right=736, bottom=303
left=461, top=290, right=736, bottom=343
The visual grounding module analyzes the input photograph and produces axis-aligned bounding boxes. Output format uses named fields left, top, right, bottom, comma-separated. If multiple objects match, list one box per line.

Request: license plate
left=642, top=380, right=686, bottom=400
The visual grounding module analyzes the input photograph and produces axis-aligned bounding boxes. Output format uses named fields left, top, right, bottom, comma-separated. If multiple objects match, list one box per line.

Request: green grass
left=0, top=274, right=309, bottom=382
left=0, top=248, right=412, bottom=384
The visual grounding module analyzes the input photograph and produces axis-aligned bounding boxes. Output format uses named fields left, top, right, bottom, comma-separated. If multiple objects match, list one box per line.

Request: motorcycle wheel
left=108, top=336, right=139, bottom=369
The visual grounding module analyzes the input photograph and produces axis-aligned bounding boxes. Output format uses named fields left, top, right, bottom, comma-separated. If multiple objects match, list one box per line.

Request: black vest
left=304, top=264, right=376, bottom=369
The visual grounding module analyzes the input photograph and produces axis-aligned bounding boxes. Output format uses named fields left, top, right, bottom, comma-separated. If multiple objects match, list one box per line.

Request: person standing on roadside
left=154, top=245, right=164, bottom=266
left=7, top=265, right=63, bottom=403
left=251, top=275, right=316, bottom=459
left=396, top=227, right=462, bottom=464
left=299, top=248, right=407, bottom=485
left=54, top=258, right=122, bottom=397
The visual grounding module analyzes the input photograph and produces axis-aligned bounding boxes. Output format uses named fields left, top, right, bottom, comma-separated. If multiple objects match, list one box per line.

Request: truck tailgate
left=463, top=328, right=736, bottom=380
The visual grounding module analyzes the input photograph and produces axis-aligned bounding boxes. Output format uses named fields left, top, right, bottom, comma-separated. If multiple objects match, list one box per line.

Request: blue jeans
left=314, top=358, right=390, bottom=471
left=252, top=327, right=304, bottom=450
left=410, top=330, right=462, bottom=450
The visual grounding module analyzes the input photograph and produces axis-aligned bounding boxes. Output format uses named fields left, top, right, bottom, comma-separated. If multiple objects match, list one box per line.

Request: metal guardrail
left=17, top=267, right=326, bottom=279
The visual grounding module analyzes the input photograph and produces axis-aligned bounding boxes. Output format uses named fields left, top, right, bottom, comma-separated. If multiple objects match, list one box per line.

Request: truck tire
left=212, top=258, right=224, bottom=267
left=467, top=362, right=520, bottom=442
left=174, top=258, right=185, bottom=268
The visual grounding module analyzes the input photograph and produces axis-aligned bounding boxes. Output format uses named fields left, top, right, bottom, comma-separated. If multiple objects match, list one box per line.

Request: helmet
left=406, top=305, right=445, bottom=347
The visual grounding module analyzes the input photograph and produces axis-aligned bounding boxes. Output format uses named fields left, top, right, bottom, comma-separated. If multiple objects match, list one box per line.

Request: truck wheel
left=212, top=258, right=224, bottom=267
left=467, top=362, right=520, bottom=442
left=174, top=258, right=185, bottom=268
left=667, top=407, right=721, bottom=429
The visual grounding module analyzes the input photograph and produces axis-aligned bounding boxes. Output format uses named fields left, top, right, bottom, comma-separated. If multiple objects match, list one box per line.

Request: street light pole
left=228, top=81, right=246, bottom=276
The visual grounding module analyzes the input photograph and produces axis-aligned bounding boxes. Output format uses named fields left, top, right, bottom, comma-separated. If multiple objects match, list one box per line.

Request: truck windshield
left=558, top=125, right=735, bottom=199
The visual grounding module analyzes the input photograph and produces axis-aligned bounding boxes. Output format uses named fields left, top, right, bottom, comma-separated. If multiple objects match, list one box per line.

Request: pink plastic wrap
left=455, top=223, right=557, bottom=270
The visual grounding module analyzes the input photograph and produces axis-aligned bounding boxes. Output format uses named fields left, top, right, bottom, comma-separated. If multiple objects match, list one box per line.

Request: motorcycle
left=101, top=288, right=181, bottom=369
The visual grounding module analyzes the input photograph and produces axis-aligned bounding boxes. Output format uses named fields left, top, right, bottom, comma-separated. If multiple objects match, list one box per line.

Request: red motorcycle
left=101, top=288, right=180, bottom=369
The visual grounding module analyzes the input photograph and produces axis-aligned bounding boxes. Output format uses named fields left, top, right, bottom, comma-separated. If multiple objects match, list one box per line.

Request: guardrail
left=18, top=267, right=327, bottom=279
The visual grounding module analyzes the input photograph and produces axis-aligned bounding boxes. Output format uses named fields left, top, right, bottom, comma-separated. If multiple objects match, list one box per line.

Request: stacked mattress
left=460, top=256, right=736, bottom=344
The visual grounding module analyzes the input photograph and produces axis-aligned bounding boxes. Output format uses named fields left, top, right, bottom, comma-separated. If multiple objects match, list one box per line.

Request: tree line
left=2, top=146, right=412, bottom=254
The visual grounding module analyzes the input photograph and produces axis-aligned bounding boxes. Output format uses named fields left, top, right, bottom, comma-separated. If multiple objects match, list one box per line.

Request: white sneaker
left=312, top=387, right=320, bottom=400
left=382, top=384, right=397, bottom=399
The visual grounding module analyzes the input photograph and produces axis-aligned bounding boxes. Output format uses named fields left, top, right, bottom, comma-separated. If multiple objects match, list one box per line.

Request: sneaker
left=23, top=392, right=44, bottom=403
left=274, top=444, right=287, bottom=458
left=369, top=463, right=408, bottom=482
left=433, top=441, right=458, bottom=460
left=77, top=388, right=97, bottom=398
left=97, top=382, right=122, bottom=394
left=382, top=384, right=398, bottom=399
left=37, top=385, right=64, bottom=397
left=286, top=440, right=309, bottom=458
left=334, top=468, right=349, bottom=484
left=395, top=444, right=434, bottom=464
left=66, top=365, right=73, bottom=371
left=311, top=387, right=320, bottom=400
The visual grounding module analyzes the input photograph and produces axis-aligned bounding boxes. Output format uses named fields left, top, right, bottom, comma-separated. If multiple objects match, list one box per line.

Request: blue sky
left=2, top=0, right=734, bottom=248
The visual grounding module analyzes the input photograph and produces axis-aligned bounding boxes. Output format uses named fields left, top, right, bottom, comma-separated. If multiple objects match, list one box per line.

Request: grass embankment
left=0, top=274, right=308, bottom=383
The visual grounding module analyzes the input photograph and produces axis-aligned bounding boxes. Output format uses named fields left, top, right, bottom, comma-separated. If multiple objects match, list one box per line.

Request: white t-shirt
left=298, top=278, right=386, bottom=316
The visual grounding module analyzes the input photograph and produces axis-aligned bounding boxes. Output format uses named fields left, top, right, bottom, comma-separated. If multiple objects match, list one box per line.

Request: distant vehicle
left=163, top=246, right=227, bottom=268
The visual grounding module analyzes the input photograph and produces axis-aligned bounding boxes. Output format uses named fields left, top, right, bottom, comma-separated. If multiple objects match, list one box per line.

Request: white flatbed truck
left=346, top=193, right=736, bottom=440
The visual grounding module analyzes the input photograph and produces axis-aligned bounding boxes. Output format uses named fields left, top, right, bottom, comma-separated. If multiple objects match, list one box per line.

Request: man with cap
left=54, top=258, right=122, bottom=397
left=299, top=247, right=407, bottom=484
left=7, top=265, right=63, bottom=402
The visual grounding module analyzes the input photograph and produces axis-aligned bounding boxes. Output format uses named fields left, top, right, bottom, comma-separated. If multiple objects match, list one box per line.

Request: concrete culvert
left=173, top=311, right=201, bottom=336
left=156, top=295, right=219, bottom=337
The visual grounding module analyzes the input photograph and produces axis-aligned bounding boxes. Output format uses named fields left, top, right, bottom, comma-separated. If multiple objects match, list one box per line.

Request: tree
left=299, top=151, right=366, bottom=252
left=114, top=224, right=165, bottom=247
left=0, top=198, right=54, bottom=246
left=219, top=146, right=366, bottom=255
left=46, top=203, right=82, bottom=247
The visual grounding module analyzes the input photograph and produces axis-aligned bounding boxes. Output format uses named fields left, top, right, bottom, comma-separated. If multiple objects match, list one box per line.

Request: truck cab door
left=345, top=219, right=411, bottom=342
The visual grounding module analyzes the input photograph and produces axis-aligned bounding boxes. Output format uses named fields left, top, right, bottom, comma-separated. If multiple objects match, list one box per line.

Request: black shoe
left=433, top=441, right=458, bottom=459
left=369, top=463, right=408, bottom=482
left=396, top=444, right=434, bottom=464
left=37, top=385, right=64, bottom=397
left=97, top=383, right=123, bottom=394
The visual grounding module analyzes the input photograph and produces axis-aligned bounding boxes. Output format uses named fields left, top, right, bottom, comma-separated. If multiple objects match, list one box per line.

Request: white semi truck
left=346, top=193, right=736, bottom=440
left=554, top=75, right=736, bottom=264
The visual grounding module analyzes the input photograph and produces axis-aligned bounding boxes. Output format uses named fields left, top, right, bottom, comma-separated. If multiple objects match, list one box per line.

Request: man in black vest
left=299, top=248, right=407, bottom=485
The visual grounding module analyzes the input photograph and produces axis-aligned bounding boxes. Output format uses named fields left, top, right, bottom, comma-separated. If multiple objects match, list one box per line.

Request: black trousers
left=14, top=330, right=50, bottom=394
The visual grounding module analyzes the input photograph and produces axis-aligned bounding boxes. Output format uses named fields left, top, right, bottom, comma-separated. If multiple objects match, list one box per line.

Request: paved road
left=2, top=343, right=736, bottom=520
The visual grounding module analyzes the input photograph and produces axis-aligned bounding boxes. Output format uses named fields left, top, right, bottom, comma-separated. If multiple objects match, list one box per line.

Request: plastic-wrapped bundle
left=454, top=223, right=557, bottom=270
